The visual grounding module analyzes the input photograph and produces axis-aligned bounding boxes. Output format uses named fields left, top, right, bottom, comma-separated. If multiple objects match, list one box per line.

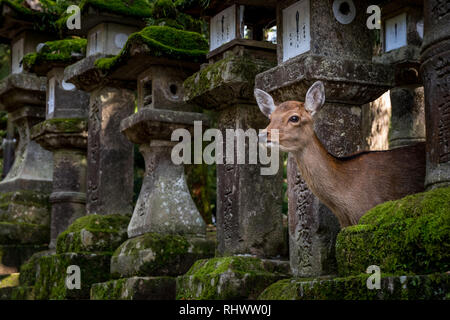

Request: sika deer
left=255, top=81, right=426, bottom=227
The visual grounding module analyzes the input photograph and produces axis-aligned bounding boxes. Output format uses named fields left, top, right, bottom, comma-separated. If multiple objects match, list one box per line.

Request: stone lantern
left=0, top=1, right=55, bottom=274
left=24, top=39, right=90, bottom=248
left=174, top=0, right=291, bottom=301
left=181, top=0, right=285, bottom=259
left=374, top=0, right=425, bottom=149
left=63, top=1, right=151, bottom=217
left=255, top=0, right=394, bottom=278
left=420, top=0, right=450, bottom=189
left=85, top=25, right=215, bottom=300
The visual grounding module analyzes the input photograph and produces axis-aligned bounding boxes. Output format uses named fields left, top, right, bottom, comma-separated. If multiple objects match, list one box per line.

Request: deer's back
left=340, top=142, right=426, bottom=206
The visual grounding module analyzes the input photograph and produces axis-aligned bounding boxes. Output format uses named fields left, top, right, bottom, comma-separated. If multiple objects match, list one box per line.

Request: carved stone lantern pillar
left=181, top=0, right=286, bottom=260
left=420, top=0, right=450, bottom=189
left=374, top=0, right=426, bottom=149
left=255, top=0, right=394, bottom=277
left=86, top=26, right=215, bottom=300
left=63, top=2, right=151, bottom=216
left=0, top=1, right=56, bottom=274
left=25, top=39, right=90, bottom=248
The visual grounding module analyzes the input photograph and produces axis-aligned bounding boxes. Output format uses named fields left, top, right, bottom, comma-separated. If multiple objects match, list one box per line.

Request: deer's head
left=255, top=81, right=326, bottom=153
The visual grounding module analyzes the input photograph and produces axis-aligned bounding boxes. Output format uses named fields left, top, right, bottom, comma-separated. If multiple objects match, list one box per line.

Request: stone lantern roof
left=93, top=25, right=208, bottom=81
left=22, top=38, right=87, bottom=75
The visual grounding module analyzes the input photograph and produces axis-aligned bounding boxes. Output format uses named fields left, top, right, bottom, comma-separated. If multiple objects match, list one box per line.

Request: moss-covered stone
left=183, top=54, right=276, bottom=104
left=0, top=190, right=50, bottom=225
left=23, top=38, right=87, bottom=72
left=56, top=214, right=130, bottom=254
left=91, top=276, right=176, bottom=300
left=34, top=252, right=112, bottom=300
left=111, top=233, right=215, bottom=278
left=176, top=256, right=289, bottom=300
left=258, top=273, right=450, bottom=300
left=18, top=250, right=53, bottom=287
left=0, top=222, right=49, bottom=245
left=94, top=25, right=208, bottom=72
left=30, top=118, right=88, bottom=137
left=336, top=187, right=450, bottom=277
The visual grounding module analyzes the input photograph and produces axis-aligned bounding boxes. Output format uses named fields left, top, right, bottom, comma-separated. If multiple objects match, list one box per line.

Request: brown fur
left=265, top=101, right=426, bottom=227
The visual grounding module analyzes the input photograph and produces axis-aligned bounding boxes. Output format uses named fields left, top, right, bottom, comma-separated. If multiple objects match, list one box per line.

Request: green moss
left=23, top=38, right=87, bottom=71
left=0, top=273, right=19, bottom=288
left=151, top=0, right=176, bottom=19
left=336, top=187, right=450, bottom=276
left=176, top=256, right=288, bottom=300
left=31, top=118, right=87, bottom=137
left=94, top=25, right=208, bottom=72
left=111, top=233, right=215, bottom=278
left=10, top=286, right=34, bottom=300
left=258, top=273, right=450, bottom=300
left=56, top=214, right=130, bottom=254
left=81, top=0, right=152, bottom=18
left=183, top=54, right=275, bottom=101
left=33, top=252, right=112, bottom=300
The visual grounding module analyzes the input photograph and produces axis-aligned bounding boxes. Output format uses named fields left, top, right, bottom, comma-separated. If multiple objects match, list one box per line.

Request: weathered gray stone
left=184, top=54, right=286, bottom=259
left=91, top=276, right=176, bottom=300
left=421, top=0, right=450, bottom=189
left=86, top=85, right=134, bottom=216
left=389, top=86, right=426, bottom=148
left=121, top=109, right=209, bottom=238
left=32, top=119, right=88, bottom=248
left=0, top=74, right=53, bottom=193
left=287, top=155, right=340, bottom=277
left=176, top=256, right=290, bottom=300
left=111, top=233, right=215, bottom=278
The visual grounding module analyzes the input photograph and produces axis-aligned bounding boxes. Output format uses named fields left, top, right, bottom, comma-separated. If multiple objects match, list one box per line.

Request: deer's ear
left=255, top=89, right=276, bottom=118
left=305, top=81, right=325, bottom=116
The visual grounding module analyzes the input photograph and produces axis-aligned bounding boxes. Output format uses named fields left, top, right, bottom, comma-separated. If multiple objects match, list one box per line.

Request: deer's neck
left=292, top=132, right=352, bottom=226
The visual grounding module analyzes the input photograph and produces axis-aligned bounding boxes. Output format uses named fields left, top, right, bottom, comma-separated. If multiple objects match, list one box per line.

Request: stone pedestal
left=0, top=74, right=53, bottom=193
left=255, top=0, right=394, bottom=277
left=120, top=108, right=210, bottom=239
left=64, top=56, right=135, bottom=216
left=0, top=74, right=52, bottom=273
left=421, top=0, right=450, bottom=189
left=31, top=119, right=88, bottom=248
left=184, top=53, right=286, bottom=259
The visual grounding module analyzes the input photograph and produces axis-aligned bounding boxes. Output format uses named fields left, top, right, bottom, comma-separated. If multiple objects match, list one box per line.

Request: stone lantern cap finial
left=59, top=0, right=153, bottom=35
left=22, top=38, right=87, bottom=76
left=94, top=25, right=208, bottom=81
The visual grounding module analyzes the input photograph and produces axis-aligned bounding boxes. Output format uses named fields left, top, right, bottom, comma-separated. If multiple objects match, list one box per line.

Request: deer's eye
left=289, top=116, right=300, bottom=123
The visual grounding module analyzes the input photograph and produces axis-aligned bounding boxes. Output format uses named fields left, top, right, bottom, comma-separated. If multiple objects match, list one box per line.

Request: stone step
left=0, top=222, right=49, bottom=245
left=33, top=252, right=112, bottom=300
left=111, top=233, right=215, bottom=278
left=176, top=256, right=290, bottom=300
left=0, top=190, right=50, bottom=225
left=258, top=273, right=450, bottom=300
left=91, top=276, right=176, bottom=300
